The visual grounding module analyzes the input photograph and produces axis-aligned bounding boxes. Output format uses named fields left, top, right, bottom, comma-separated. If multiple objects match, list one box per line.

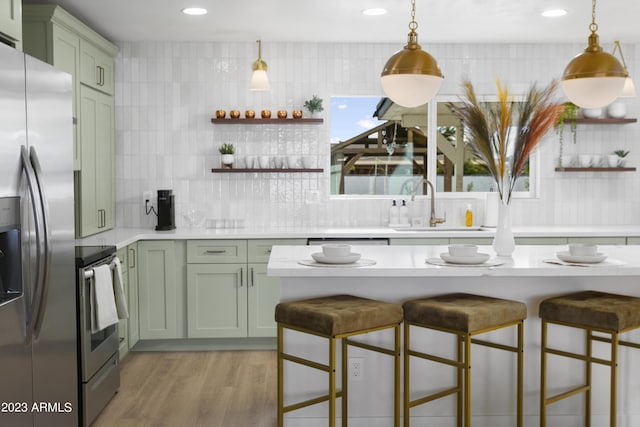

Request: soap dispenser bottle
left=389, top=200, right=400, bottom=225
left=465, top=204, right=473, bottom=227
left=400, top=200, right=410, bottom=225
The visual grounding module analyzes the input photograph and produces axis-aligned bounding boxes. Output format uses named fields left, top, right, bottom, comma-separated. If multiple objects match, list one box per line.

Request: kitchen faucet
left=410, top=178, right=446, bottom=227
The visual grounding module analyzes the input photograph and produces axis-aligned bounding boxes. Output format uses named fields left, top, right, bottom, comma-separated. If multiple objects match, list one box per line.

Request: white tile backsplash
left=115, top=41, right=639, bottom=228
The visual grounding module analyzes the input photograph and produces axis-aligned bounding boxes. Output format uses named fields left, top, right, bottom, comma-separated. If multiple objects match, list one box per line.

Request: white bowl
left=568, top=243, right=598, bottom=257
left=448, top=244, right=478, bottom=257
left=322, top=244, right=351, bottom=258
left=581, top=108, right=602, bottom=119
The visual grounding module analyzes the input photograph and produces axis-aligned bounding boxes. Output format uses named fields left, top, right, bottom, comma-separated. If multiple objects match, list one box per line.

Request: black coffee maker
left=156, top=189, right=176, bottom=230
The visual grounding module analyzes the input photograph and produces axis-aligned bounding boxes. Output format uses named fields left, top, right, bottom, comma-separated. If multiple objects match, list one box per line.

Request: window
left=330, top=96, right=536, bottom=198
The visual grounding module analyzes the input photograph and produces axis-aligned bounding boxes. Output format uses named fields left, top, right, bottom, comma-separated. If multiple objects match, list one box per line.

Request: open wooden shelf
left=211, top=118, right=323, bottom=124
left=563, top=118, right=637, bottom=124
left=555, top=167, right=636, bottom=172
left=212, top=168, right=323, bottom=173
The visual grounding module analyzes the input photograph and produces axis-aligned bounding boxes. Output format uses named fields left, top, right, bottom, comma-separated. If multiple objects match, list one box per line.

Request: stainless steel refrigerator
left=0, top=42, right=77, bottom=426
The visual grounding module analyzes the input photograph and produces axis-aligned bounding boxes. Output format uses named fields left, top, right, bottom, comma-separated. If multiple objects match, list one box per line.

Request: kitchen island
left=268, top=245, right=640, bottom=427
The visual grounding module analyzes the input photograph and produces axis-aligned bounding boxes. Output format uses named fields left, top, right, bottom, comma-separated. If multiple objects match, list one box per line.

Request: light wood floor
left=93, top=350, right=277, bottom=427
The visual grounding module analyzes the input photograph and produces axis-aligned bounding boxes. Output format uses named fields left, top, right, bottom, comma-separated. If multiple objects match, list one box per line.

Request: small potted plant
left=304, top=95, right=324, bottom=118
left=219, top=143, right=235, bottom=169
left=614, top=149, right=630, bottom=167
left=555, top=102, right=578, bottom=167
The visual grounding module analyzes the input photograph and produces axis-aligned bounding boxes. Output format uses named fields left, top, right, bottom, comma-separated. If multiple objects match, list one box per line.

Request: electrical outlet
left=142, top=190, right=153, bottom=204
left=349, top=358, right=364, bottom=381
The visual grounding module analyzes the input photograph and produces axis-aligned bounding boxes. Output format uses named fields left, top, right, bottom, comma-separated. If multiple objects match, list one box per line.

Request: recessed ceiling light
left=362, top=8, right=387, bottom=16
left=182, top=7, right=208, bottom=16
left=542, top=9, right=568, bottom=17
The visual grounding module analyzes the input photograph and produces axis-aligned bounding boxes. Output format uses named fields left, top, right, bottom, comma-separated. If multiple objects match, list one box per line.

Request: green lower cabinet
left=138, top=241, right=183, bottom=340
left=187, top=264, right=248, bottom=338
left=248, top=264, right=280, bottom=337
left=628, top=237, right=640, bottom=245
left=567, top=236, right=626, bottom=245
left=515, top=237, right=568, bottom=245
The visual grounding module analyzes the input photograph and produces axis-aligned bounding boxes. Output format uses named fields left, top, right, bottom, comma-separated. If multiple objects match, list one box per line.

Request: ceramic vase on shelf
left=492, top=197, right=515, bottom=257
left=221, top=154, right=234, bottom=169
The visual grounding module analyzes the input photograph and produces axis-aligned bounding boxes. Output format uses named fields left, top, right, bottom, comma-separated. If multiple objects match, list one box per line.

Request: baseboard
left=130, top=337, right=276, bottom=352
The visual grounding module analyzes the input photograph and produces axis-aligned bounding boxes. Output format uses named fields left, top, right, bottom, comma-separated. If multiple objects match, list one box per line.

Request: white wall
left=114, top=41, right=640, bottom=229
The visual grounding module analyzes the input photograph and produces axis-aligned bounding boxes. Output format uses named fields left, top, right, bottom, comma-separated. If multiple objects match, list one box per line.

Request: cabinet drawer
left=248, top=239, right=306, bottom=263
left=187, top=240, right=247, bottom=263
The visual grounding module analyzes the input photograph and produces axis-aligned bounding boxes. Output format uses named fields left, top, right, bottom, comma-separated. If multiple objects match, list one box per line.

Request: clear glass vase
left=492, top=198, right=516, bottom=257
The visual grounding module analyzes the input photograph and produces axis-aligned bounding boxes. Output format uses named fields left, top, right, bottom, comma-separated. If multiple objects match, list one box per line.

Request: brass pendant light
left=380, top=0, right=443, bottom=108
left=561, top=0, right=627, bottom=108
left=250, top=40, right=270, bottom=91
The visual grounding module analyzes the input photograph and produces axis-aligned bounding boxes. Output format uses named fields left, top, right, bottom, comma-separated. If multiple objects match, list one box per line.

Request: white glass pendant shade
left=562, top=76, right=625, bottom=108
left=381, top=73, right=443, bottom=108
left=250, top=69, right=270, bottom=91
left=250, top=40, right=270, bottom=91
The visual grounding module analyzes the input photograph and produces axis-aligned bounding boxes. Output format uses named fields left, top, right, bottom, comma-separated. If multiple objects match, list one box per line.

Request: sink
left=393, top=226, right=486, bottom=231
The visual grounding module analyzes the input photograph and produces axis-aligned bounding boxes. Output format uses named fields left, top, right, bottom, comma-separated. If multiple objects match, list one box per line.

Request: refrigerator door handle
left=29, top=146, right=52, bottom=338
left=21, top=145, right=46, bottom=344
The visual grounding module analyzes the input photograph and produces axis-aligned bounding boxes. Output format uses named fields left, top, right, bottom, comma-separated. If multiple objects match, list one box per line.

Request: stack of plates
left=440, top=252, right=490, bottom=265
left=556, top=251, right=607, bottom=264
left=311, top=252, right=362, bottom=265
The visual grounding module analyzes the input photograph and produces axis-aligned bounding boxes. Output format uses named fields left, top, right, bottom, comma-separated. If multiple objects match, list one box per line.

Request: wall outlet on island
left=349, top=358, right=364, bottom=381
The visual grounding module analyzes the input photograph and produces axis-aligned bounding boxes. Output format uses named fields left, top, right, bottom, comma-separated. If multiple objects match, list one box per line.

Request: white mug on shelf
left=607, top=154, right=621, bottom=168
left=286, top=156, right=299, bottom=169
left=259, top=156, right=270, bottom=169
left=560, top=155, right=573, bottom=167
left=301, top=156, right=315, bottom=169
left=244, top=156, right=255, bottom=169
left=273, top=156, right=284, bottom=169
left=591, top=154, right=602, bottom=167
left=578, top=154, right=591, bottom=168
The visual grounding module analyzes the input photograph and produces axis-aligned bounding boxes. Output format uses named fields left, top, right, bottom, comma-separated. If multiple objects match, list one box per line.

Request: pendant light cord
left=409, top=0, right=418, bottom=32
left=589, top=0, right=598, bottom=33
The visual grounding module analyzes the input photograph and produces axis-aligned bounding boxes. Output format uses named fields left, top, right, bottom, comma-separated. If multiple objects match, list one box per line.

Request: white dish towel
left=90, top=264, right=119, bottom=333
left=112, top=258, right=129, bottom=320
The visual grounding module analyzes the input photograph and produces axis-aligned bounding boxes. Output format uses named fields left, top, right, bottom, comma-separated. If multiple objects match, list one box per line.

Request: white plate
left=440, top=252, right=490, bottom=265
left=556, top=251, right=607, bottom=264
left=311, top=252, right=362, bottom=264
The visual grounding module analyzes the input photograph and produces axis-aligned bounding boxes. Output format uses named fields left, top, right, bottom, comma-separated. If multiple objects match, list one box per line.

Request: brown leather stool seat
left=276, top=294, right=403, bottom=427
left=276, top=294, right=403, bottom=336
left=403, top=293, right=527, bottom=427
left=539, top=290, right=640, bottom=427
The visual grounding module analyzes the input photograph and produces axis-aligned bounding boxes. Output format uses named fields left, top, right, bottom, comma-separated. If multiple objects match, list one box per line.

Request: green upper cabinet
left=0, top=0, right=22, bottom=49
left=80, top=39, right=114, bottom=95
left=78, top=85, right=114, bottom=236
left=22, top=5, right=118, bottom=237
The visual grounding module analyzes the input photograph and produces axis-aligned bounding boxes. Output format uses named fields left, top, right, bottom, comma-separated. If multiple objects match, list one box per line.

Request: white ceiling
left=22, top=0, right=640, bottom=45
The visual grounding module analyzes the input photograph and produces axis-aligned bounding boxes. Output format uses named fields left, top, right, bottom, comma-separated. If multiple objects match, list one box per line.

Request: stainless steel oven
left=75, top=246, right=120, bottom=426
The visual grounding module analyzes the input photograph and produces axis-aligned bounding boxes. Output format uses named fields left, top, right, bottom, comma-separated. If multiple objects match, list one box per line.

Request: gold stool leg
left=457, top=335, right=463, bottom=427
left=540, top=320, right=547, bottom=427
left=586, top=329, right=592, bottom=427
left=342, top=337, right=348, bottom=427
left=277, top=324, right=284, bottom=427
left=329, top=337, right=336, bottom=427
left=610, top=332, right=619, bottom=427
left=463, top=333, right=471, bottom=427
left=403, top=322, right=411, bottom=427
left=517, top=321, right=524, bottom=427
left=394, top=324, right=401, bottom=427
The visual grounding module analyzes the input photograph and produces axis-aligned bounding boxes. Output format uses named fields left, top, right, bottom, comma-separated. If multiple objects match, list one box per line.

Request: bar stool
left=275, top=294, right=403, bottom=427
left=539, top=290, right=640, bottom=427
left=402, top=293, right=526, bottom=427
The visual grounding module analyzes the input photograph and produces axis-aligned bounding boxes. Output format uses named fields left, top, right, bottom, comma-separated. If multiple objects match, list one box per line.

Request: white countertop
left=267, top=244, right=640, bottom=277
left=77, top=225, right=640, bottom=249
